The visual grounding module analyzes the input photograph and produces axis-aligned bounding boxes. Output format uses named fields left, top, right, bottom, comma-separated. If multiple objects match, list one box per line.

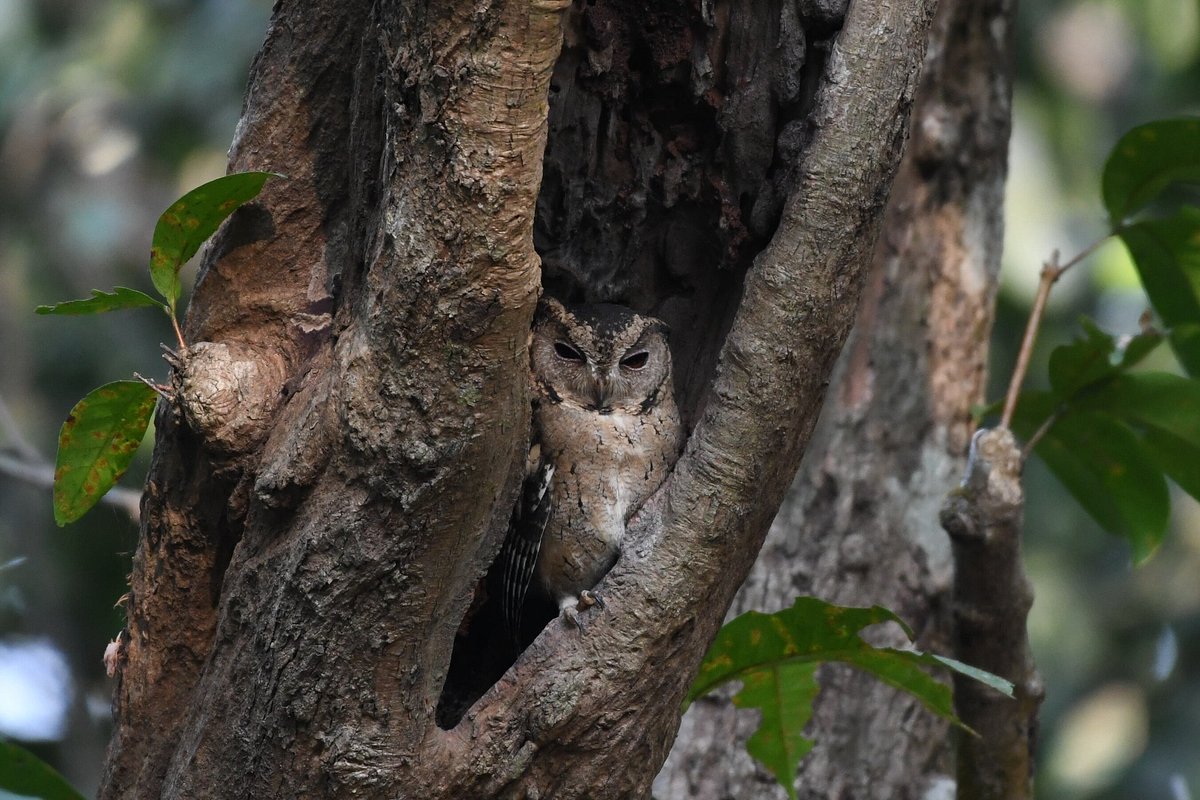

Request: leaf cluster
left=1009, top=119, right=1200, bottom=561
left=687, top=598, right=1013, bottom=800
left=36, top=173, right=276, bottom=525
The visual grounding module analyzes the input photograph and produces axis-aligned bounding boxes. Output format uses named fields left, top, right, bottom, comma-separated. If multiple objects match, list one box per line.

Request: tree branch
left=430, top=1, right=939, bottom=796
left=658, top=0, right=1021, bottom=792
left=940, top=429, right=1044, bottom=800
left=105, top=1, right=941, bottom=797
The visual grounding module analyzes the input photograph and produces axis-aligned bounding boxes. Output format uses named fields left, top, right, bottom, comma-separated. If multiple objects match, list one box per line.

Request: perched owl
left=499, top=298, right=684, bottom=640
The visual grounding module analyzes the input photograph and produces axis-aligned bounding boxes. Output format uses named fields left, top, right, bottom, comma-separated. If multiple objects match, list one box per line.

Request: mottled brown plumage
left=500, top=298, right=683, bottom=635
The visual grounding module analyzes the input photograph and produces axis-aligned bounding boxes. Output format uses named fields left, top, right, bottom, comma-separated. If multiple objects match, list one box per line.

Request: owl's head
left=531, top=298, right=672, bottom=415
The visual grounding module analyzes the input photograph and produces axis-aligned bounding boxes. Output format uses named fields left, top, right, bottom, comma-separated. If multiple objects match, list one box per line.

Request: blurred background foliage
left=0, top=0, right=1196, bottom=796
left=0, top=0, right=270, bottom=791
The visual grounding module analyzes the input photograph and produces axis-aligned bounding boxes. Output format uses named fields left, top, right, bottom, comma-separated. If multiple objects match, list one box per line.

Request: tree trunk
left=656, top=0, right=1017, bottom=797
left=100, top=1, right=939, bottom=798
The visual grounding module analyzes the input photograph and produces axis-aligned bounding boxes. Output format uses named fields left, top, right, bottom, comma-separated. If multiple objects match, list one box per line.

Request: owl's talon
left=579, top=589, right=606, bottom=611
left=563, top=605, right=587, bottom=631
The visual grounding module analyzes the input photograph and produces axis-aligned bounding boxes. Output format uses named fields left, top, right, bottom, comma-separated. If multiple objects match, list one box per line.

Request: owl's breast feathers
left=498, top=299, right=683, bottom=636
left=530, top=383, right=682, bottom=610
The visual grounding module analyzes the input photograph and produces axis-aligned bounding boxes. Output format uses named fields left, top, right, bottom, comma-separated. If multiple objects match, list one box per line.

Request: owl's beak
left=589, top=368, right=613, bottom=413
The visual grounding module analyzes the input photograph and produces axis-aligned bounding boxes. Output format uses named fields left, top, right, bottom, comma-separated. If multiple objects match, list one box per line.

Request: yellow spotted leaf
left=53, top=381, right=157, bottom=525
left=149, top=171, right=277, bottom=306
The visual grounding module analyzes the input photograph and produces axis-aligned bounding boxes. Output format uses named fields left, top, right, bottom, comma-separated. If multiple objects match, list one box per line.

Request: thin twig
left=998, top=235, right=1110, bottom=431
left=133, top=372, right=174, bottom=402
left=1056, top=233, right=1111, bottom=276
left=160, top=343, right=185, bottom=371
left=1019, top=405, right=1066, bottom=464
left=1000, top=253, right=1060, bottom=430
left=170, top=312, right=188, bottom=354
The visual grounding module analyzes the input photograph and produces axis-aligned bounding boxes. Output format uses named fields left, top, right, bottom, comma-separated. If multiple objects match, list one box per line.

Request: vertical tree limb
left=657, top=0, right=1020, bottom=796
left=941, top=429, right=1043, bottom=800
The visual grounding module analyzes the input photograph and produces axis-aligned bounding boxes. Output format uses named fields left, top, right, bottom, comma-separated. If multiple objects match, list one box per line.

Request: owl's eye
left=620, top=351, right=650, bottom=370
left=554, top=341, right=586, bottom=362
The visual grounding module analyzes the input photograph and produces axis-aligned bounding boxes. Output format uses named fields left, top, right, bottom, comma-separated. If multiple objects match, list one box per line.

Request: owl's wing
left=499, top=454, right=554, bottom=644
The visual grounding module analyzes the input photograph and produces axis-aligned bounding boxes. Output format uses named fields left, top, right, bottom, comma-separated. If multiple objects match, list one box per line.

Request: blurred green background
left=0, top=0, right=1197, bottom=796
left=0, top=0, right=271, bottom=791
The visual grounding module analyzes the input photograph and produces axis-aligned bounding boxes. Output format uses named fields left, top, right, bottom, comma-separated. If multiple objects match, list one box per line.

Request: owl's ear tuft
left=536, top=296, right=570, bottom=326
left=646, top=317, right=671, bottom=338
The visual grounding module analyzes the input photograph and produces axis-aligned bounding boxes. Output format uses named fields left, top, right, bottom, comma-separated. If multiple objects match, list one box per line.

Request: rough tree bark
left=657, top=0, right=1018, bottom=797
left=942, top=428, right=1042, bottom=800
left=100, top=1, right=941, bottom=798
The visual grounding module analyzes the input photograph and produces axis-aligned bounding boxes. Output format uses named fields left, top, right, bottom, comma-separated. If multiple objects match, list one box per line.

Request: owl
left=499, top=298, right=684, bottom=640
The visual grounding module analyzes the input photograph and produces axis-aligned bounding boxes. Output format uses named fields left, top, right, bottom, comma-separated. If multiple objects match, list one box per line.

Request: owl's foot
left=562, top=604, right=586, bottom=631
left=560, top=590, right=605, bottom=631
left=578, top=589, right=606, bottom=611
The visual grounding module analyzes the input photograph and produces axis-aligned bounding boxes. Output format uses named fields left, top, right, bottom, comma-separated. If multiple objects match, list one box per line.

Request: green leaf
left=1118, top=206, right=1200, bottom=331
left=1170, top=323, right=1200, bottom=378
left=1048, top=319, right=1116, bottom=398
left=1014, top=394, right=1169, bottom=563
left=1083, top=372, right=1200, bottom=445
left=1117, top=328, right=1165, bottom=370
left=149, top=171, right=276, bottom=306
left=0, top=740, right=87, bottom=800
left=931, top=654, right=1019, bottom=697
left=687, top=598, right=1014, bottom=799
left=1046, top=319, right=1164, bottom=400
left=1103, top=118, right=1200, bottom=225
left=35, top=287, right=167, bottom=317
left=53, top=381, right=157, bottom=526
left=1142, top=427, right=1200, bottom=503
left=733, top=661, right=818, bottom=800
left=1079, top=372, right=1200, bottom=501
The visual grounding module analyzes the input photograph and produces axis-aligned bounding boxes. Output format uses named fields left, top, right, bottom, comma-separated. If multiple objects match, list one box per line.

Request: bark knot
left=176, top=340, right=290, bottom=456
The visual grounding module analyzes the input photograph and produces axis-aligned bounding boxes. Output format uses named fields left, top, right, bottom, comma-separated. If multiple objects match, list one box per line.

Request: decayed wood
left=100, top=0, right=939, bottom=797
left=657, top=0, right=1019, bottom=796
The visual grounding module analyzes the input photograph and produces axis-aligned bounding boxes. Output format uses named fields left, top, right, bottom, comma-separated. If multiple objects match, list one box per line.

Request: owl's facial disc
left=531, top=298, right=671, bottom=416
